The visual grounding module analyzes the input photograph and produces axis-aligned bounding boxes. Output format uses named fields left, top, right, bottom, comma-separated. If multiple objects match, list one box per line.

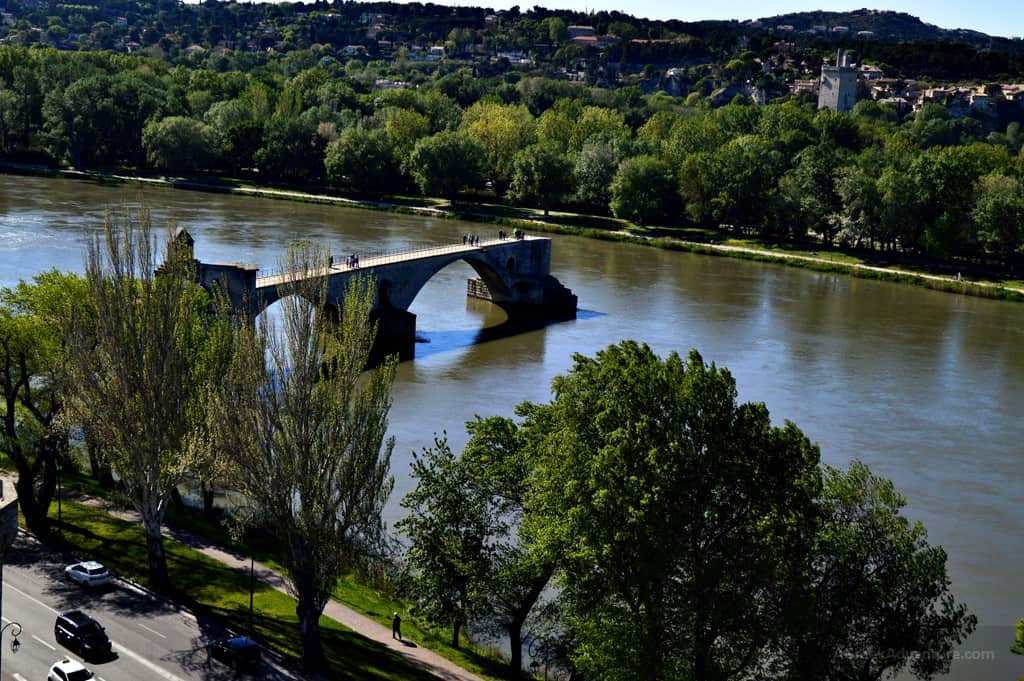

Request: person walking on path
left=392, top=612, right=403, bottom=641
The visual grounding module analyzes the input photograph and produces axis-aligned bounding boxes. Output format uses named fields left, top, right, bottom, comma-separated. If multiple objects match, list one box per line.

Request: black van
left=54, top=611, right=113, bottom=661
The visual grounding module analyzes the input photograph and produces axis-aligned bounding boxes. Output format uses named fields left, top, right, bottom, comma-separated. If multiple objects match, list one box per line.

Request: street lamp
left=0, top=621, right=23, bottom=678
left=249, top=554, right=255, bottom=637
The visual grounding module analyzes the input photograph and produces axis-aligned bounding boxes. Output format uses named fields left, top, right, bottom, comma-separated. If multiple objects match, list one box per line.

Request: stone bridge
left=190, top=234, right=577, bottom=361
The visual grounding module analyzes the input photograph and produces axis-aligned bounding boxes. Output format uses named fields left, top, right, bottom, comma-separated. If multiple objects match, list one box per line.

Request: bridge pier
left=370, top=307, right=417, bottom=364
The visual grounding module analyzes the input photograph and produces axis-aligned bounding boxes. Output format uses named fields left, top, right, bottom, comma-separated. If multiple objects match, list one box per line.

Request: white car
left=48, top=657, right=94, bottom=681
left=64, top=561, right=112, bottom=588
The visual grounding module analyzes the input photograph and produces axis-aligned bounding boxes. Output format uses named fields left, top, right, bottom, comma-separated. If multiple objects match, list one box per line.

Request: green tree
left=0, top=88, right=19, bottom=154
left=0, top=271, right=85, bottom=535
left=679, top=135, right=778, bottom=226
left=574, top=134, right=629, bottom=208
left=609, top=155, right=675, bottom=225
left=663, top=113, right=728, bottom=167
left=62, top=211, right=230, bottom=589
left=380, top=107, right=431, bottom=159
left=324, top=126, right=399, bottom=192
left=569, top=106, right=628, bottom=153
left=40, top=75, right=116, bottom=167
left=255, top=114, right=325, bottom=183
left=786, top=143, right=849, bottom=245
left=208, top=245, right=396, bottom=673
left=405, top=131, right=485, bottom=199
left=834, top=165, right=883, bottom=249
left=461, top=101, right=536, bottom=194
left=878, top=164, right=921, bottom=252
left=398, top=434, right=495, bottom=648
left=778, top=461, right=977, bottom=681
left=461, top=415, right=556, bottom=676
left=142, top=116, right=221, bottom=172
left=972, top=173, right=1024, bottom=266
left=508, top=142, right=573, bottom=215
left=525, top=342, right=822, bottom=681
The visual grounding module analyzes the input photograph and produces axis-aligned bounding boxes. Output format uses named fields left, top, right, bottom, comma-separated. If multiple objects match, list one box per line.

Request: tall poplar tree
left=63, top=210, right=229, bottom=589
left=208, top=244, right=396, bottom=673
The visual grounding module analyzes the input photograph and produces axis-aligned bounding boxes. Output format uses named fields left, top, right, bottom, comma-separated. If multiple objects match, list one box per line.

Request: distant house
left=791, top=79, right=818, bottom=95
left=568, top=25, right=595, bottom=39
left=858, top=64, right=884, bottom=81
left=428, top=45, right=445, bottom=60
left=343, top=45, right=364, bottom=56
left=856, top=30, right=875, bottom=39
left=877, top=96, right=911, bottom=115
left=831, top=25, right=849, bottom=34
left=375, top=79, right=411, bottom=90
left=776, top=24, right=794, bottom=32
left=497, top=50, right=531, bottom=64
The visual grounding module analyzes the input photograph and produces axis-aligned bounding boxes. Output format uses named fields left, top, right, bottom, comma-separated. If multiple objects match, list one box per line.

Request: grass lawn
left=156, top=497, right=511, bottom=681
left=47, top=499, right=440, bottom=681
left=52, top=466, right=511, bottom=681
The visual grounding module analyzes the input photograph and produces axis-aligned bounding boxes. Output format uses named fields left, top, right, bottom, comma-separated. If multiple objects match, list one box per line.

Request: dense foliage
left=2, top=37, right=1024, bottom=271
left=401, top=342, right=977, bottom=680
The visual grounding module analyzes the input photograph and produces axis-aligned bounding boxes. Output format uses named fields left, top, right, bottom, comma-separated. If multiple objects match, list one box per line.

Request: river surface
left=1, top=174, right=1021, bottom=678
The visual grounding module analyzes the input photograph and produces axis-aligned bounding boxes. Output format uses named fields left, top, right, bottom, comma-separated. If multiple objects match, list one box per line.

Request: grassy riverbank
left=36, top=466, right=511, bottom=681
left=4, top=162, right=1023, bottom=303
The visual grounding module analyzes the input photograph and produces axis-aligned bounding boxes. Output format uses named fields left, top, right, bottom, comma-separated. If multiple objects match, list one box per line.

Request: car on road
left=54, top=611, right=113, bottom=661
left=48, top=657, right=94, bottom=681
left=207, top=636, right=261, bottom=672
left=64, top=561, right=112, bottom=589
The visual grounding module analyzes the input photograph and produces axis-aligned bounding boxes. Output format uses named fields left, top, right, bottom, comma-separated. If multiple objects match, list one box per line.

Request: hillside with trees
left=0, top=3, right=1023, bottom=275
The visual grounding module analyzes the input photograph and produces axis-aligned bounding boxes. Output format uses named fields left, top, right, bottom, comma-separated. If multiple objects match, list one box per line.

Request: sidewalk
left=2, top=474, right=485, bottom=681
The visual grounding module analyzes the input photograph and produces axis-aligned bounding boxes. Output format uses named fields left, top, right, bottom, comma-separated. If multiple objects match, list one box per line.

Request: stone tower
left=818, top=48, right=857, bottom=112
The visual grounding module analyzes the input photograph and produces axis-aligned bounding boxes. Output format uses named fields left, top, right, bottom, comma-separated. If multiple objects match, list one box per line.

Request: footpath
left=1, top=474, right=484, bottom=681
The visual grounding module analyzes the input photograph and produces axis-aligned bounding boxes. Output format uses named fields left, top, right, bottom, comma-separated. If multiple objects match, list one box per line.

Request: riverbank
left=4, top=162, right=1022, bottom=303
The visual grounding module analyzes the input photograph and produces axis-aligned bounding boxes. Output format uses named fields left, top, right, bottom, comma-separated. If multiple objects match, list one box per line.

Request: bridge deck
left=255, top=235, right=540, bottom=288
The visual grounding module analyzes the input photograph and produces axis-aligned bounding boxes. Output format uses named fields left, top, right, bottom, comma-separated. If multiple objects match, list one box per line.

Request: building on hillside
left=791, top=79, right=818, bottom=95
left=818, top=49, right=857, bottom=112
left=859, top=63, right=884, bottom=81
left=567, top=25, right=595, bottom=39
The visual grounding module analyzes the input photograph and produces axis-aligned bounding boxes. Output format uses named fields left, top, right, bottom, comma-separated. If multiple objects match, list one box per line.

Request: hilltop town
left=2, top=1, right=1024, bottom=118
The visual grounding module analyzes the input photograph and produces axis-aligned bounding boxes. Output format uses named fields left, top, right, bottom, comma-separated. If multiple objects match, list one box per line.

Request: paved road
left=1, top=533, right=301, bottom=681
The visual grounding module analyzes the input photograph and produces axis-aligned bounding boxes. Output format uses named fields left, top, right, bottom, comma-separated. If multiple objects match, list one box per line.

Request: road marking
left=32, top=634, right=56, bottom=650
left=14, top=673, right=28, bottom=681
left=7, top=583, right=57, bottom=613
left=113, top=642, right=188, bottom=681
left=139, top=623, right=167, bottom=639
left=9, top=583, right=186, bottom=681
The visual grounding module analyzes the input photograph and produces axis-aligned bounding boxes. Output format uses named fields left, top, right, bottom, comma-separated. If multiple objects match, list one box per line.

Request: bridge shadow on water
left=411, top=308, right=604, bottom=361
